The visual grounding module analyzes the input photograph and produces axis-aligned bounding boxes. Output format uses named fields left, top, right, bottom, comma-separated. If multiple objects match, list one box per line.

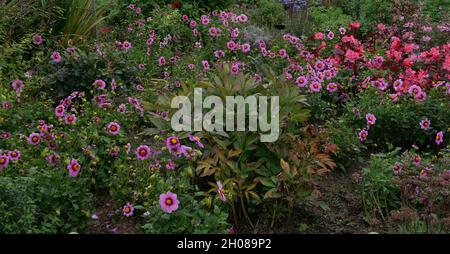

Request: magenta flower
left=166, top=159, right=176, bottom=170
left=241, top=43, right=250, bottom=53
left=230, top=63, right=239, bottom=75
left=67, top=158, right=81, bottom=177
left=339, top=27, right=346, bottom=35
left=93, top=79, right=106, bottom=90
left=420, top=119, right=431, bottom=130
left=296, top=76, right=308, bottom=87
left=226, top=41, right=237, bottom=51
left=135, top=145, right=151, bottom=160
left=279, top=49, right=287, bottom=58
left=202, top=60, right=210, bottom=71
left=66, top=47, right=76, bottom=54
left=408, top=85, right=422, bottom=96
left=365, top=113, right=376, bottom=126
left=310, top=81, right=322, bottom=92
left=122, top=203, right=134, bottom=217
left=217, top=181, right=226, bottom=202
left=327, top=31, right=335, bottom=40
left=166, top=136, right=181, bottom=151
left=148, top=163, right=161, bottom=173
left=107, top=122, right=121, bottom=135
left=214, top=50, right=225, bottom=58
left=314, top=60, right=325, bottom=71
left=0, top=155, right=9, bottom=170
left=122, top=40, right=132, bottom=50
left=1, top=132, right=12, bottom=139
left=8, top=150, right=21, bottom=161
left=158, top=56, right=166, bottom=66
left=2, top=101, right=10, bottom=109
left=55, top=105, right=65, bottom=118
left=32, top=34, right=43, bottom=45
left=326, top=83, right=338, bottom=92
left=392, top=163, right=402, bottom=175
left=28, top=133, right=41, bottom=145
left=358, top=129, right=368, bottom=142
left=159, top=191, right=180, bottom=213
left=11, top=79, right=25, bottom=94
left=436, top=131, right=444, bottom=145
left=51, top=51, right=61, bottom=63
left=413, top=155, right=421, bottom=166
left=64, top=114, right=77, bottom=125
left=188, top=135, right=204, bottom=148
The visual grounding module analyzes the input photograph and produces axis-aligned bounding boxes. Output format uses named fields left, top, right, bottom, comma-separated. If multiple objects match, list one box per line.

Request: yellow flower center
left=72, top=164, right=80, bottom=171
left=165, top=198, right=173, bottom=206
left=170, top=138, right=178, bottom=145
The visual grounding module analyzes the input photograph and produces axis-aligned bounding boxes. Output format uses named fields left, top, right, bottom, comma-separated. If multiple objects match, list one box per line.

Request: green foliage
left=0, top=169, right=93, bottom=233
left=362, top=149, right=401, bottom=222
left=250, top=0, right=285, bottom=28
left=308, top=6, right=352, bottom=32
left=344, top=89, right=450, bottom=152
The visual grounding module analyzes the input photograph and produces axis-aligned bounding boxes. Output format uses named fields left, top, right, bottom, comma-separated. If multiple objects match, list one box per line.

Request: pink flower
left=166, top=136, right=181, bottom=151
left=158, top=57, right=166, bottom=66
left=420, top=119, right=431, bottom=130
left=11, top=79, right=25, bottom=94
left=230, top=63, right=239, bottom=75
left=345, top=49, right=359, bottom=63
left=241, top=43, right=250, bottom=53
left=413, top=155, right=421, bottom=166
left=408, top=85, right=422, bottom=96
left=349, top=21, right=361, bottom=30
left=32, top=34, right=43, bottom=45
left=377, top=23, right=386, bottom=31
left=93, top=79, right=106, bottom=90
left=358, top=129, right=368, bottom=142
left=51, top=51, right=61, bottom=63
left=436, top=131, right=444, bottom=145
left=226, top=41, right=237, bottom=51
left=310, top=81, right=322, bottom=92
left=135, top=145, right=151, bottom=160
left=2, top=101, right=10, bottom=109
left=166, top=159, right=177, bottom=170
left=159, top=191, right=180, bottom=213
left=122, top=40, right=132, bottom=50
left=28, top=133, right=41, bottom=145
left=217, top=181, right=226, bottom=202
left=188, top=135, right=204, bottom=148
left=314, top=32, right=325, bottom=40
left=314, top=60, right=325, bottom=71
left=202, top=60, right=210, bottom=71
left=365, top=113, right=376, bottom=126
left=279, top=49, right=287, bottom=58
left=414, top=91, right=427, bottom=102
left=107, top=122, right=121, bottom=135
left=7, top=150, right=21, bottom=161
left=296, top=76, right=308, bottom=87
left=327, top=31, right=335, bottom=40
left=122, top=203, right=134, bottom=217
left=67, top=158, right=81, bottom=177
left=326, top=82, right=338, bottom=92
left=0, top=155, right=9, bottom=170
left=392, top=163, right=402, bottom=175
left=214, top=50, right=225, bottom=58
left=65, top=114, right=77, bottom=125
left=339, top=27, right=346, bottom=35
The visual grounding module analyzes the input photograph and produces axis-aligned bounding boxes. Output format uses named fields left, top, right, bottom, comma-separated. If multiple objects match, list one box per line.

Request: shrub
left=0, top=169, right=93, bottom=233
